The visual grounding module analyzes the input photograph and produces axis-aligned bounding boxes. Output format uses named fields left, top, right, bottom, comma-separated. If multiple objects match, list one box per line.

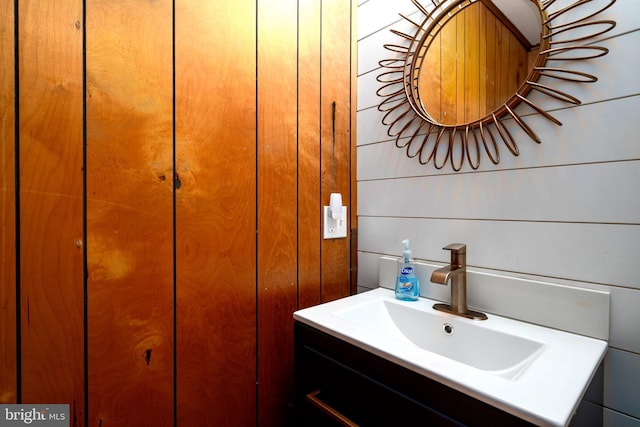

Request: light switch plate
left=323, top=206, right=347, bottom=239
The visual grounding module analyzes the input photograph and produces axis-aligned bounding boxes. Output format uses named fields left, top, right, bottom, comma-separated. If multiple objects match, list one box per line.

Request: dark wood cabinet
left=294, top=322, right=536, bottom=427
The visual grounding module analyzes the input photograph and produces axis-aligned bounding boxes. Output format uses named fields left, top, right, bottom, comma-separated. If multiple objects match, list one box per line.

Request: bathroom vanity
left=293, top=288, right=607, bottom=426
left=295, top=321, right=534, bottom=426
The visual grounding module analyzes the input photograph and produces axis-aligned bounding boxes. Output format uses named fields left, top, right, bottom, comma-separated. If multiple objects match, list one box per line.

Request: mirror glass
left=418, top=0, right=541, bottom=125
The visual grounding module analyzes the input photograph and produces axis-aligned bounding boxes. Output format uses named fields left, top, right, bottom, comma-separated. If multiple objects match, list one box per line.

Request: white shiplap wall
left=356, top=0, right=640, bottom=426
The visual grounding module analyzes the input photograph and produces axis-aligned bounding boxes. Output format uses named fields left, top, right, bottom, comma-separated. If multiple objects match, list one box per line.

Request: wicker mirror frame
left=377, top=0, right=616, bottom=171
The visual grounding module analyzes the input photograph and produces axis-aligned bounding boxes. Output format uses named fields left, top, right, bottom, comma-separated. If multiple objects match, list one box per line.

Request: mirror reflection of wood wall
left=420, top=1, right=539, bottom=125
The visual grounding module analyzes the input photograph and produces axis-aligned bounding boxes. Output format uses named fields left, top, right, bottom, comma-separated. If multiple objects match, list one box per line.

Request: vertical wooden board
left=18, top=0, right=85, bottom=416
left=498, top=25, right=511, bottom=106
left=175, top=1, right=257, bottom=425
left=455, top=15, right=466, bottom=124
left=507, top=32, right=526, bottom=95
left=518, top=46, right=528, bottom=94
left=421, top=34, right=442, bottom=123
left=321, top=0, right=352, bottom=302
left=492, top=19, right=503, bottom=113
left=464, top=4, right=480, bottom=123
left=257, top=0, right=298, bottom=425
left=527, top=49, right=539, bottom=73
left=478, top=4, right=488, bottom=119
left=298, top=1, right=322, bottom=310
left=0, top=0, right=16, bottom=404
left=485, top=11, right=497, bottom=113
left=85, top=0, right=174, bottom=425
left=440, top=19, right=457, bottom=125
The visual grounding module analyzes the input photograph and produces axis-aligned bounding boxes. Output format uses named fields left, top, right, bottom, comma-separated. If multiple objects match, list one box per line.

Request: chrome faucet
left=430, top=243, right=487, bottom=320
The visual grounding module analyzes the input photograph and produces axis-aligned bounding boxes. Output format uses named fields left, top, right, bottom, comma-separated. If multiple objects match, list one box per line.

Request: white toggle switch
left=324, top=193, right=347, bottom=239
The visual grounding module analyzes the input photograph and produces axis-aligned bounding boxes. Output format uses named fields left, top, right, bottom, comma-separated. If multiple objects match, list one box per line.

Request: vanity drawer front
left=296, top=338, right=458, bottom=426
left=294, top=322, right=535, bottom=427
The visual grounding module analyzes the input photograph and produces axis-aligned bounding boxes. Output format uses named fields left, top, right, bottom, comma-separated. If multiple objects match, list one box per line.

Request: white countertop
left=294, top=288, right=608, bottom=427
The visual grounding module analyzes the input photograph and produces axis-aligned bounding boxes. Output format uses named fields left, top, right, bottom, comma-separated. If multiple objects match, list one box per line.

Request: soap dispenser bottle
left=395, top=239, right=419, bottom=301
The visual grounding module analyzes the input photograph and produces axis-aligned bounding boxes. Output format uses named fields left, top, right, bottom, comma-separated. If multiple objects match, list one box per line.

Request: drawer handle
left=306, top=390, right=359, bottom=427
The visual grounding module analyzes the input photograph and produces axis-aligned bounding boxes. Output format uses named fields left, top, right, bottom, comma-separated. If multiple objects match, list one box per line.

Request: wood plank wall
left=421, top=2, right=530, bottom=125
left=0, top=0, right=17, bottom=406
left=175, top=1, right=258, bottom=425
left=321, top=0, right=353, bottom=303
left=0, top=1, right=355, bottom=426
left=18, top=1, right=85, bottom=421
left=257, top=0, right=299, bottom=424
left=86, top=0, right=175, bottom=425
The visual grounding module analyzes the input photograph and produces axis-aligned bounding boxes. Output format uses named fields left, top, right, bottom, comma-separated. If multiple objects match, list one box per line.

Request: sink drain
left=442, top=323, right=454, bottom=335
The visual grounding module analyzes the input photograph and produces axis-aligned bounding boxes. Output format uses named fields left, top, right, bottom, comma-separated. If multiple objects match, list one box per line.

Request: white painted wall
left=356, top=0, right=640, bottom=425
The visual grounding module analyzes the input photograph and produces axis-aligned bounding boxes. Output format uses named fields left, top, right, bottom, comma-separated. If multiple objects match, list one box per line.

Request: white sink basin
left=294, top=287, right=607, bottom=427
left=335, top=298, right=544, bottom=379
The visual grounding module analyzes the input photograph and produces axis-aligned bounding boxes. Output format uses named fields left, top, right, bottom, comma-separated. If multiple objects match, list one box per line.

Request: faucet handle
left=443, top=243, right=466, bottom=254
left=443, top=243, right=466, bottom=267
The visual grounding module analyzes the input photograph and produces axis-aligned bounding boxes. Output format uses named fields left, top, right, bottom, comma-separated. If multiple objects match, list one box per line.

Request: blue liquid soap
left=395, top=239, right=420, bottom=301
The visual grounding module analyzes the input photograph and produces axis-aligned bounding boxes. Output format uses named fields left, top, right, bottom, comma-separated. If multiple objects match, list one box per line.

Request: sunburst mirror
left=377, top=0, right=616, bottom=171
